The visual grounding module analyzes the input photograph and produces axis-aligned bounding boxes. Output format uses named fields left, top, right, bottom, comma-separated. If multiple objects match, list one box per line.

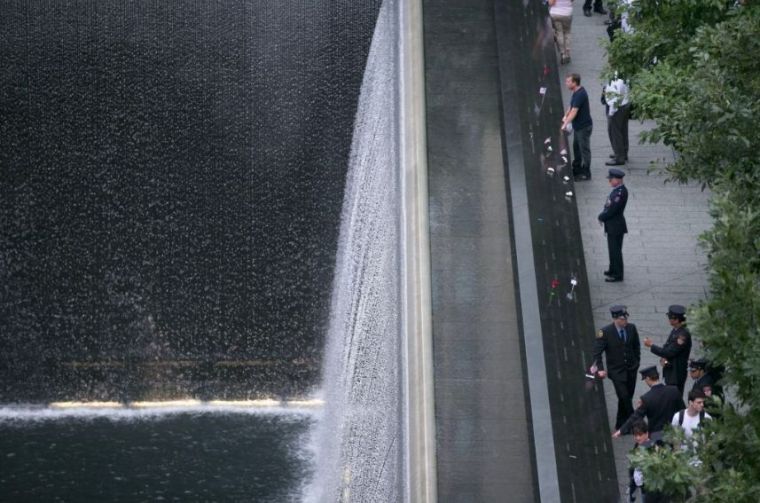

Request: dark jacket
left=692, top=373, right=715, bottom=393
left=620, top=383, right=685, bottom=435
left=598, top=184, right=628, bottom=235
left=592, top=322, right=641, bottom=382
left=650, top=325, right=692, bottom=391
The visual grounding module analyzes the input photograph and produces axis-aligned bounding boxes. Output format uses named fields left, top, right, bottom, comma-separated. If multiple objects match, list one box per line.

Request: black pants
left=583, top=0, right=604, bottom=10
left=607, top=104, right=630, bottom=162
left=612, top=374, right=635, bottom=430
left=571, top=125, right=592, bottom=177
left=663, top=368, right=688, bottom=396
left=607, top=232, right=625, bottom=280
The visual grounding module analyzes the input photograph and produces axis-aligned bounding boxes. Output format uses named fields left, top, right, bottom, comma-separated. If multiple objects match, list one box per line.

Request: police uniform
left=619, top=366, right=685, bottom=437
left=690, top=358, right=724, bottom=401
left=598, top=168, right=628, bottom=282
left=692, top=372, right=714, bottom=393
left=690, top=358, right=725, bottom=418
left=592, top=305, right=641, bottom=429
left=689, top=359, right=715, bottom=393
left=648, top=305, right=692, bottom=394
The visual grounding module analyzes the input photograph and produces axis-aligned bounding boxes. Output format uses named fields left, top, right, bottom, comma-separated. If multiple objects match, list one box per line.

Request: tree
left=607, top=2, right=760, bottom=501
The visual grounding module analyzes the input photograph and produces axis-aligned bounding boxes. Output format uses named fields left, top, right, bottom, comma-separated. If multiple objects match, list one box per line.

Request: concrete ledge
left=399, top=0, right=438, bottom=501
left=493, top=3, right=560, bottom=501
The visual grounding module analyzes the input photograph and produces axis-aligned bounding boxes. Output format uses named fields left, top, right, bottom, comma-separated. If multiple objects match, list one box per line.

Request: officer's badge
left=596, top=329, right=604, bottom=339
left=677, top=335, right=686, bottom=345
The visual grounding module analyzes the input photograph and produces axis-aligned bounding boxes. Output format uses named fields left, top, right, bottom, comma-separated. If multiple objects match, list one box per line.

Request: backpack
left=678, top=409, right=705, bottom=426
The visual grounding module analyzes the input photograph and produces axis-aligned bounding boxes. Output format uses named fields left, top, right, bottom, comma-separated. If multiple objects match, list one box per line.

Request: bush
left=607, top=2, right=760, bottom=501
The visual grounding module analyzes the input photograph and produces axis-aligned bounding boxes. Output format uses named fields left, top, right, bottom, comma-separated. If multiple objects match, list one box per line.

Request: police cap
left=610, top=305, right=628, bottom=318
left=606, top=168, right=625, bottom=179
left=689, top=358, right=708, bottom=371
left=667, top=304, right=687, bottom=319
left=639, top=365, right=659, bottom=380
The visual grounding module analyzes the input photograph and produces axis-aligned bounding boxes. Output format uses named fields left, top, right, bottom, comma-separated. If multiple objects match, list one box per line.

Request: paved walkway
left=561, top=6, right=713, bottom=500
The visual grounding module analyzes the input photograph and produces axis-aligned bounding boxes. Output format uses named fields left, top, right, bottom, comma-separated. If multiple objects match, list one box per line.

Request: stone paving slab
left=560, top=5, right=713, bottom=500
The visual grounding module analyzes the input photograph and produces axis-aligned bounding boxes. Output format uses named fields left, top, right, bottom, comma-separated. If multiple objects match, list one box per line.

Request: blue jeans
left=572, top=124, right=593, bottom=176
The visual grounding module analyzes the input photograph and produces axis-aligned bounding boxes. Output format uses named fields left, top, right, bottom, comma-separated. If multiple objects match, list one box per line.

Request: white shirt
left=621, top=0, right=634, bottom=33
left=672, top=409, right=712, bottom=437
left=604, top=78, right=630, bottom=116
left=550, top=0, right=573, bottom=17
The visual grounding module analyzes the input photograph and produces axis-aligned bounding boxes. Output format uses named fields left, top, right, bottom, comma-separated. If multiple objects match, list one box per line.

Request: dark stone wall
left=494, top=0, right=619, bottom=501
left=0, top=1, right=381, bottom=401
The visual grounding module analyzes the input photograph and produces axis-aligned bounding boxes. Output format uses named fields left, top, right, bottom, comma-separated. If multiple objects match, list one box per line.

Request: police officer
left=592, top=305, right=641, bottom=429
left=613, top=366, right=685, bottom=440
left=690, top=358, right=725, bottom=418
left=644, top=304, right=692, bottom=395
left=690, top=357, right=724, bottom=400
left=689, top=358, right=714, bottom=393
left=598, top=168, right=628, bottom=282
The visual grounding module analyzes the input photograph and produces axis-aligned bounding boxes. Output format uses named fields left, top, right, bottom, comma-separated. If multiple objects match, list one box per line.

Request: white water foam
left=0, top=402, right=321, bottom=423
left=305, top=0, right=401, bottom=501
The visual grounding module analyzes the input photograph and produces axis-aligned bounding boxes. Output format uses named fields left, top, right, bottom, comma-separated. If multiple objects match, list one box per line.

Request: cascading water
left=0, top=0, right=381, bottom=404
left=1, top=1, right=387, bottom=500
left=306, top=0, right=402, bottom=500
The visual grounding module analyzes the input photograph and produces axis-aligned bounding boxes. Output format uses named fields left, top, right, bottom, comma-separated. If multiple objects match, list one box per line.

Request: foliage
left=607, top=0, right=730, bottom=81
left=606, top=2, right=760, bottom=501
left=628, top=429, right=695, bottom=499
left=609, top=2, right=760, bottom=187
left=694, top=192, right=760, bottom=405
left=630, top=409, right=760, bottom=502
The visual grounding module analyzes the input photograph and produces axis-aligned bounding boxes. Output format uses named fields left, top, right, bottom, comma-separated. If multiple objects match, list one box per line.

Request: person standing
left=607, top=0, right=635, bottom=41
left=644, top=304, right=692, bottom=395
left=702, top=383, right=724, bottom=420
left=582, top=0, right=606, bottom=17
left=548, top=0, right=573, bottom=64
left=690, top=358, right=724, bottom=417
left=672, top=389, right=711, bottom=439
left=591, top=305, right=641, bottom=430
left=598, top=168, right=628, bottom=282
left=613, top=365, right=685, bottom=440
left=604, top=75, right=630, bottom=166
left=562, top=73, right=593, bottom=181
left=628, top=421, right=667, bottom=503
left=689, top=358, right=715, bottom=394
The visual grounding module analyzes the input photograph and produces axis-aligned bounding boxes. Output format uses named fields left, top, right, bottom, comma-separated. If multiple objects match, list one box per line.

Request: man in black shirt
left=562, top=73, right=594, bottom=181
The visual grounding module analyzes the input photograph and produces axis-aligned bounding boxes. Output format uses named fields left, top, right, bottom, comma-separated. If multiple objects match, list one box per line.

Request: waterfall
left=305, top=0, right=402, bottom=500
